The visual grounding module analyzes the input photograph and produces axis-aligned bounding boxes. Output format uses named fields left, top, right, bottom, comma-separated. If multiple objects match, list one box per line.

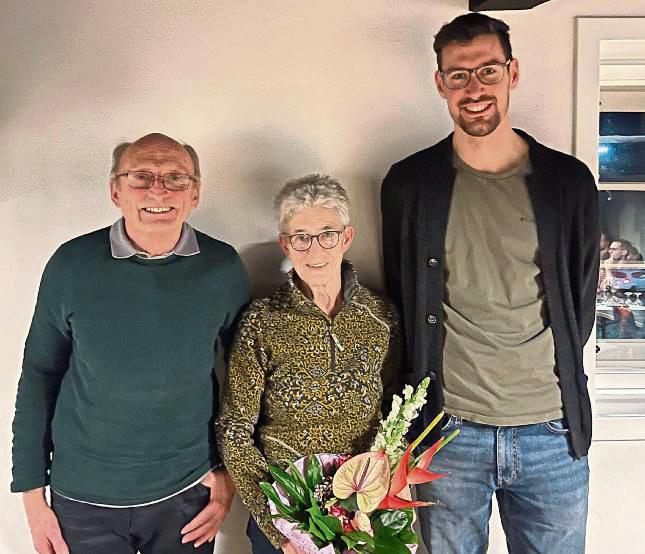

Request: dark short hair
left=433, top=13, right=512, bottom=70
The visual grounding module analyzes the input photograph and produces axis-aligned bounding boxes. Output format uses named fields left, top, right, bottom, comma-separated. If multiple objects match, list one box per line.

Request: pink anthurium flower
left=378, top=438, right=448, bottom=510
left=332, top=451, right=390, bottom=512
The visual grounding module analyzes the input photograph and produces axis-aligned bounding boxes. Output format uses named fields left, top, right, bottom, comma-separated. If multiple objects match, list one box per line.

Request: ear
left=341, top=225, right=355, bottom=253
left=191, top=182, right=201, bottom=208
left=278, top=234, right=291, bottom=257
left=435, top=70, right=448, bottom=99
left=110, top=178, right=121, bottom=207
left=509, top=58, right=520, bottom=90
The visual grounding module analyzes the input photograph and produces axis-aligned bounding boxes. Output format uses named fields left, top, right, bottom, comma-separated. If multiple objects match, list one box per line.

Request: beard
left=457, top=108, right=502, bottom=137
left=454, top=88, right=509, bottom=137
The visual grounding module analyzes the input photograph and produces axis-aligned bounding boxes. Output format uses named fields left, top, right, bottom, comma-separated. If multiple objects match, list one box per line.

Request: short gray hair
left=274, top=174, right=350, bottom=231
left=109, top=141, right=202, bottom=178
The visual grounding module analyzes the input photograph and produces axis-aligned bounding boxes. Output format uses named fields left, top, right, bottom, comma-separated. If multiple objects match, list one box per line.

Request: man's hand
left=282, top=541, right=308, bottom=554
left=23, top=488, right=69, bottom=554
left=180, top=469, right=235, bottom=547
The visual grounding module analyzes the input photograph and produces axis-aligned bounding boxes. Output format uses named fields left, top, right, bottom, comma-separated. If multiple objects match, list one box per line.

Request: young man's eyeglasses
left=114, top=171, right=199, bottom=191
left=439, top=59, right=512, bottom=90
left=283, top=228, right=346, bottom=252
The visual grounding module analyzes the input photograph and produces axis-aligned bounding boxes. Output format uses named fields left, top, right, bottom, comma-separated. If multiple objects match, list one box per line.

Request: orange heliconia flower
left=378, top=438, right=448, bottom=510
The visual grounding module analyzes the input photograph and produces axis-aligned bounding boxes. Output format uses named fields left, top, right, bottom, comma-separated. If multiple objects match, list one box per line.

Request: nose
left=464, top=71, right=485, bottom=96
left=147, top=175, right=169, bottom=194
left=307, top=238, right=326, bottom=254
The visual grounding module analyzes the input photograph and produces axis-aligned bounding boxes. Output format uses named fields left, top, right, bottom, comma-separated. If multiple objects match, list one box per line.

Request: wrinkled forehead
left=440, top=34, right=507, bottom=70
left=121, top=139, right=194, bottom=173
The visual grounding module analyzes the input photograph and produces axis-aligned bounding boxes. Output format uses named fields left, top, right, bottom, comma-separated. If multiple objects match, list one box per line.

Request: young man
left=381, top=13, right=598, bottom=553
left=12, top=133, right=250, bottom=554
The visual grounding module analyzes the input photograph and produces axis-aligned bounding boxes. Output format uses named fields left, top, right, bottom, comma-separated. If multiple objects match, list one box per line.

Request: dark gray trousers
left=52, top=485, right=214, bottom=554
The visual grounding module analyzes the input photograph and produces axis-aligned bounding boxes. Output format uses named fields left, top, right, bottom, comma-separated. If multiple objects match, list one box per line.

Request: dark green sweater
left=11, top=227, right=249, bottom=504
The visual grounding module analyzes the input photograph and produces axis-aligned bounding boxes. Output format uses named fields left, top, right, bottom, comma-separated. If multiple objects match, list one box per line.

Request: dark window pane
left=599, top=112, right=645, bottom=182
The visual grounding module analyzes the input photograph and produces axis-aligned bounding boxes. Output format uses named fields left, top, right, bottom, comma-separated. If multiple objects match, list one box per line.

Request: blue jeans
left=416, top=416, right=589, bottom=554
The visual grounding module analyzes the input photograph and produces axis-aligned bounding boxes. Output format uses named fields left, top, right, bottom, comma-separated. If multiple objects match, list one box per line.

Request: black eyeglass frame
left=114, top=171, right=199, bottom=191
left=282, top=227, right=347, bottom=252
left=439, top=59, right=513, bottom=90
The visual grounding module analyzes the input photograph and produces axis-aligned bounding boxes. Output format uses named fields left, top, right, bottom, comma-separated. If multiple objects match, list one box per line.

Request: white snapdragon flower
left=370, top=377, right=431, bottom=466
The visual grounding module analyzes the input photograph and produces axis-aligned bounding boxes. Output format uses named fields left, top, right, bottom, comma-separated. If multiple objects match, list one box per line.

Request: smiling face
left=435, top=33, right=518, bottom=138
left=110, top=134, right=200, bottom=245
left=279, top=206, right=354, bottom=290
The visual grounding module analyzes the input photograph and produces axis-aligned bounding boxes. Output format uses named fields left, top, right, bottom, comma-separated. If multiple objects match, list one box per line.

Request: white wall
left=2, top=1, right=645, bottom=552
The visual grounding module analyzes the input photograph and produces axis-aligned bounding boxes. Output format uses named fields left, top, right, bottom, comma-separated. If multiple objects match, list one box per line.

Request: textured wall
left=2, top=1, right=644, bottom=552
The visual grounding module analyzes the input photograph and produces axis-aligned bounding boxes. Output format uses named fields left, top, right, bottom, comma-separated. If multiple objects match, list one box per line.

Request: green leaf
left=307, top=517, right=326, bottom=541
left=307, top=491, right=323, bottom=516
left=346, top=530, right=375, bottom=549
left=286, top=459, right=310, bottom=498
left=324, top=497, right=338, bottom=510
left=397, top=526, right=418, bottom=545
left=258, top=482, right=298, bottom=519
left=374, top=534, right=410, bottom=554
left=372, top=510, right=409, bottom=537
left=341, top=535, right=359, bottom=550
left=338, top=494, right=359, bottom=512
left=314, top=514, right=343, bottom=535
left=305, top=455, right=323, bottom=489
left=310, top=515, right=336, bottom=541
left=269, top=466, right=307, bottom=507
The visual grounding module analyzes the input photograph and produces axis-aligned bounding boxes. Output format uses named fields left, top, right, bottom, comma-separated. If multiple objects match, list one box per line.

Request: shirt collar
left=109, top=218, right=200, bottom=259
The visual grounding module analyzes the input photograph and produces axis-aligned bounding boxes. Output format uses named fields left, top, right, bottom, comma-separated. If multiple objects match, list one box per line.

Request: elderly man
left=382, top=13, right=598, bottom=554
left=11, top=133, right=250, bottom=554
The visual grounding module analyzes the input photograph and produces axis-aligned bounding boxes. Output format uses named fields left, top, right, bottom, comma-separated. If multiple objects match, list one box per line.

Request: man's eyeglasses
left=439, top=59, right=512, bottom=90
left=283, top=228, right=346, bottom=251
left=114, top=171, right=198, bottom=191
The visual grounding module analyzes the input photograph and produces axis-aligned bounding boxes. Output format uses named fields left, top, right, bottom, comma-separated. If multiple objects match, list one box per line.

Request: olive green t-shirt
left=442, top=153, right=563, bottom=426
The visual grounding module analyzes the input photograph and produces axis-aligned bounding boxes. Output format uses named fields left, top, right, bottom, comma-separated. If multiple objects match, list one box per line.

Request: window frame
left=576, top=17, right=645, bottom=441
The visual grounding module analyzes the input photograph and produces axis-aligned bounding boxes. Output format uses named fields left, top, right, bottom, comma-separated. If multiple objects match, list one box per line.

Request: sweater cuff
left=10, top=473, right=50, bottom=494
left=255, top=511, right=288, bottom=549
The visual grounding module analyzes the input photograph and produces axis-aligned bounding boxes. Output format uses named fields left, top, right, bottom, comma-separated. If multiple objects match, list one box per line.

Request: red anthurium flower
left=378, top=437, right=448, bottom=510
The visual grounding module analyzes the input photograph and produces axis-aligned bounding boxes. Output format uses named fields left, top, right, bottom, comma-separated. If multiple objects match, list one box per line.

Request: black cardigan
left=381, top=129, right=599, bottom=458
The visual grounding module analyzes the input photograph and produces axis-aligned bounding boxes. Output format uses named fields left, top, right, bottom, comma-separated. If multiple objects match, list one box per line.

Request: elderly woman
left=216, top=175, right=400, bottom=554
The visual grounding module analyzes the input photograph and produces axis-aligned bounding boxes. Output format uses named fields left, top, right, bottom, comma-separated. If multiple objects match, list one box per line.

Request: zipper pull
left=331, top=333, right=345, bottom=352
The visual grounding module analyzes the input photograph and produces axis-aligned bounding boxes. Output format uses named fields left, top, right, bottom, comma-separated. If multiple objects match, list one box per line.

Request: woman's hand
left=282, top=540, right=308, bottom=554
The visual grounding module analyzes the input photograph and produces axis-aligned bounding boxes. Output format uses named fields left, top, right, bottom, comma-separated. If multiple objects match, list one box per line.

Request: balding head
left=110, top=133, right=201, bottom=181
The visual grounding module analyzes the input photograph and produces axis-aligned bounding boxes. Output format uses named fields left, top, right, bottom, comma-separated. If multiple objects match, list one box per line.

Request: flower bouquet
left=259, top=378, right=459, bottom=553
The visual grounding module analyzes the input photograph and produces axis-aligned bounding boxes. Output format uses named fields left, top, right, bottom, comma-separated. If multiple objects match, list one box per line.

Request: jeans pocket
left=544, top=418, right=570, bottom=434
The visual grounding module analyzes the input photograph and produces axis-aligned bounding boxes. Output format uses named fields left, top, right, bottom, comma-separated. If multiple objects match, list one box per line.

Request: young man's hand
left=180, top=469, right=235, bottom=547
left=23, top=488, right=69, bottom=554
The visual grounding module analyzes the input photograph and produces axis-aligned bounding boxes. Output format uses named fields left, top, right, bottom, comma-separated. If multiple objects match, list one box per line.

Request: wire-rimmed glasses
left=114, top=171, right=198, bottom=191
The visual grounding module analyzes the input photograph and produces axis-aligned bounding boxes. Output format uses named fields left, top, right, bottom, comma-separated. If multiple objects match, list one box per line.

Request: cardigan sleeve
left=381, top=166, right=404, bottom=311
left=215, top=306, right=286, bottom=549
left=578, top=164, right=600, bottom=345
left=12, top=250, right=72, bottom=492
